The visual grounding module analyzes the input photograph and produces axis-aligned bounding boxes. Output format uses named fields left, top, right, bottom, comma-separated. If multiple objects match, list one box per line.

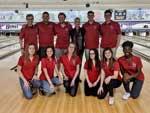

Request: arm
left=84, top=69, right=92, bottom=86
left=116, top=23, right=121, bottom=48
left=70, top=64, right=80, bottom=86
left=43, top=68, right=53, bottom=86
left=54, top=65, right=63, bottom=82
left=93, top=74, right=100, bottom=86
left=100, top=69, right=105, bottom=88
left=130, top=67, right=142, bottom=79
left=97, top=69, right=105, bottom=94
left=17, top=65, right=27, bottom=82
left=110, top=70, right=119, bottom=79
left=116, top=34, right=121, bottom=48
left=72, top=64, right=80, bottom=81
left=17, top=65, right=29, bottom=87
left=60, top=63, right=68, bottom=80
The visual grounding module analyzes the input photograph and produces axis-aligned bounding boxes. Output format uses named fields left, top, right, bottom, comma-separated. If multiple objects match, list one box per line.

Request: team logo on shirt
left=65, top=28, right=69, bottom=31
left=94, top=25, right=97, bottom=29
left=132, top=62, right=136, bottom=68
left=110, top=25, right=114, bottom=30
left=48, top=25, right=52, bottom=28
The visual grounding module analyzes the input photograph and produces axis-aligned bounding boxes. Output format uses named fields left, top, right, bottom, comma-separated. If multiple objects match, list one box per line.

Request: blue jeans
left=19, top=78, right=38, bottom=99
left=36, top=77, right=61, bottom=95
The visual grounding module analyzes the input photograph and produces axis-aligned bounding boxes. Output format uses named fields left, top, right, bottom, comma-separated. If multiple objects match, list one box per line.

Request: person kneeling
left=84, top=49, right=101, bottom=96
left=60, top=43, right=81, bottom=97
left=37, top=46, right=62, bottom=96
left=97, top=48, right=122, bottom=105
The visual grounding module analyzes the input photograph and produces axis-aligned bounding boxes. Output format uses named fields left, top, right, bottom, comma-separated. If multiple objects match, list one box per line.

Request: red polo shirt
left=18, top=56, right=39, bottom=81
left=36, top=22, right=55, bottom=47
left=83, top=21, right=101, bottom=49
left=84, top=61, right=101, bottom=83
left=101, top=60, right=122, bottom=81
left=100, top=20, right=121, bottom=48
left=40, top=57, right=56, bottom=80
left=19, top=24, right=38, bottom=49
left=60, top=55, right=81, bottom=79
left=55, top=22, right=72, bottom=49
left=118, top=55, right=144, bottom=81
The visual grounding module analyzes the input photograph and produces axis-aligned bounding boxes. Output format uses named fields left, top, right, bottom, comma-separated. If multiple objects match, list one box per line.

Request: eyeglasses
left=90, top=53, right=95, bottom=55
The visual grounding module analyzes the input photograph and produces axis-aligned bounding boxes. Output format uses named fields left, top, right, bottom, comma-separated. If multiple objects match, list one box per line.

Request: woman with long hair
left=97, top=48, right=122, bottom=105
left=37, top=46, right=62, bottom=96
left=17, top=43, right=39, bottom=99
left=60, top=42, right=81, bottom=97
left=84, top=49, right=101, bottom=96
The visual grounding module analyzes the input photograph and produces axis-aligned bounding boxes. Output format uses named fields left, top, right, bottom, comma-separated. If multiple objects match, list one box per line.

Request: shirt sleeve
left=59, top=56, right=63, bottom=64
left=84, top=61, right=88, bottom=69
left=41, top=58, right=47, bottom=68
left=76, top=56, right=81, bottom=65
left=136, top=57, right=143, bottom=68
left=19, top=25, right=25, bottom=39
left=116, top=22, right=121, bottom=35
left=114, top=61, right=120, bottom=71
left=18, top=56, right=24, bottom=66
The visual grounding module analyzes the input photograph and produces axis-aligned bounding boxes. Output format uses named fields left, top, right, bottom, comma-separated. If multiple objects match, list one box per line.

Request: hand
left=32, top=75, right=39, bottom=80
left=70, top=79, right=75, bottom=87
left=105, top=76, right=112, bottom=84
left=24, top=80, right=29, bottom=88
left=124, top=73, right=131, bottom=82
left=97, top=86, right=103, bottom=95
left=88, top=81, right=93, bottom=88
left=58, top=77, right=63, bottom=84
left=50, top=84, right=55, bottom=90
left=64, top=76, right=68, bottom=81
left=93, top=81, right=98, bottom=87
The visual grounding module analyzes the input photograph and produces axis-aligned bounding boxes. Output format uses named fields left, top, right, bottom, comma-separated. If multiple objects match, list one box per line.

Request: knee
left=131, top=94, right=139, bottom=99
left=70, top=93, right=76, bottom=97
left=24, top=94, right=33, bottom=100
left=97, top=94, right=105, bottom=99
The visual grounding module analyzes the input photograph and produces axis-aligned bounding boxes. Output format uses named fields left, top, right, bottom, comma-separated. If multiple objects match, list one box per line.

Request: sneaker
left=109, top=97, right=114, bottom=105
left=122, top=92, right=130, bottom=100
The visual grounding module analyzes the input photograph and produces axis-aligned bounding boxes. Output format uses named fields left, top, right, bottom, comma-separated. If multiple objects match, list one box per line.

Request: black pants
left=98, top=79, right=122, bottom=99
left=63, top=77, right=79, bottom=97
left=84, top=80, right=100, bottom=96
left=78, top=49, right=84, bottom=81
left=123, top=78, right=144, bottom=99
left=38, top=47, right=47, bottom=60
left=77, top=49, right=84, bottom=61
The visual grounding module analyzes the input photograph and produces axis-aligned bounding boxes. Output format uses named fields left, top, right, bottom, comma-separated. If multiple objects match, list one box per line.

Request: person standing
left=83, top=11, right=101, bottom=60
left=36, top=12, right=55, bottom=59
left=19, top=14, right=38, bottom=54
left=55, top=12, right=72, bottom=60
left=100, top=9, right=121, bottom=59
left=70, top=17, right=85, bottom=82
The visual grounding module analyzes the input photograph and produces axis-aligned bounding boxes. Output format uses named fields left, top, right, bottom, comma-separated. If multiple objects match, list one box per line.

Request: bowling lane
left=0, top=36, right=17, bottom=43
left=0, top=40, right=19, bottom=49
left=133, top=44, right=150, bottom=56
left=0, top=43, right=20, bottom=56
left=0, top=52, right=20, bottom=68
left=122, top=36, right=150, bottom=57
left=123, top=36, right=150, bottom=47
